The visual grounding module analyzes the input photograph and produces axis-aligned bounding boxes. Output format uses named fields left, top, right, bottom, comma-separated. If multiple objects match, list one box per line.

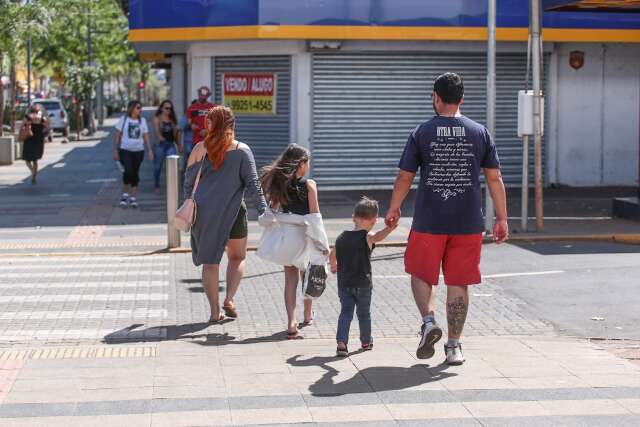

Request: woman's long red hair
left=203, top=106, right=235, bottom=170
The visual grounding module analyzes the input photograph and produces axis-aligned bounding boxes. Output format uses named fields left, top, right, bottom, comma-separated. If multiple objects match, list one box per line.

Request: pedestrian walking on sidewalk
left=113, top=100, right=153, bottom=208
left=152, top=100, right=182, bottom=193
left=184, top=105, right=268, bottom=323
left=330, top=197, right=396, bottom=357
left=259, top=144, right=320, bottom=339
left=187, top=87, right=216, bottom=146
left=179, top=100, right=197, bottom=171
left=385, top=72, right=509, bottom=365
left=21, top=105, right=50, bottom=185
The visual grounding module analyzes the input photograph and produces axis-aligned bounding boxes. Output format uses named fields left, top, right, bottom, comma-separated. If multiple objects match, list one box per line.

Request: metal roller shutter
left=214, top=56, right=291, bottom=168
left=311, top=52, right=546, bottom=189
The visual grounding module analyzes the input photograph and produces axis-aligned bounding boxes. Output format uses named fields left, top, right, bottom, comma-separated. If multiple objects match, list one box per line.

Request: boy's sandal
left=336, top=345, right=349, bottom=357
left=208, top=314, right=225, bottom=324
left=361, top=343, right=373, bottom=351
left=222, top=303, right=238, bottom=319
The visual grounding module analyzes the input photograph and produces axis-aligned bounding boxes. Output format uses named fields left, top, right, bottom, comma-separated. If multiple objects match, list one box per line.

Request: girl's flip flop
left=208, top=314, right=225, bottom=324
left=223, top=303, right=238, bottom=319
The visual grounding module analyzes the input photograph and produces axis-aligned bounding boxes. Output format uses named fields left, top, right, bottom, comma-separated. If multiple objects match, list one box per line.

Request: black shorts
left=229, top=202, right=248, bottom=240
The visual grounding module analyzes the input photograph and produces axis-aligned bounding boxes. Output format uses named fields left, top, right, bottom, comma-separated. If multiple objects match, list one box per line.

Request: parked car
left=32, top=98, right=70, bottom=137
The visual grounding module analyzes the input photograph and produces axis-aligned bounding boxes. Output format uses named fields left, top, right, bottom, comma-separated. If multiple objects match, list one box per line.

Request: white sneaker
left=128, top=196, right=138, bottom=208
left=119, top=193, right=129, bottom=208
left=445, top=343, right=465, bottom=366
left=416, top=322, right=442, bottom=359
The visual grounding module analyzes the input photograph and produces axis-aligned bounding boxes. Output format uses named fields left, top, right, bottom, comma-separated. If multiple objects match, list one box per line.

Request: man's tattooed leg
left=446, top=296, right=468, bottom=339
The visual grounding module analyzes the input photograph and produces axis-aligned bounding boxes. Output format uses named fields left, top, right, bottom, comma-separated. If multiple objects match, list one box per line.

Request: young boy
left=329, top=197, right=397, bottom=357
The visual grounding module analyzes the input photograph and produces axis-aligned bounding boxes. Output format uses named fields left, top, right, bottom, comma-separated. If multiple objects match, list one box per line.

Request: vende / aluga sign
left=222, top=73, right=277, bottom=115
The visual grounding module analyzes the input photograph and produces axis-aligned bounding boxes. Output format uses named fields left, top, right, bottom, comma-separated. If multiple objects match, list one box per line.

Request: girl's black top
left=281, top=177, right=310, bottom=215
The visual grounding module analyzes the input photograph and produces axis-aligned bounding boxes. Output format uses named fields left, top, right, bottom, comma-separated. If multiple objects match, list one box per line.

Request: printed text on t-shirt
left=426, top=126, right=474, bottom=201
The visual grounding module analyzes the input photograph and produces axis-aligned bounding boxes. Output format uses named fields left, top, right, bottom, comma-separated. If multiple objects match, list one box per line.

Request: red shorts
left=404, top=231, right=483, bottom=286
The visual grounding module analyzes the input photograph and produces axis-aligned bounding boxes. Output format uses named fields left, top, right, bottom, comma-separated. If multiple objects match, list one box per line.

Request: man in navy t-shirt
left=385, top=72, right=508, bottom=366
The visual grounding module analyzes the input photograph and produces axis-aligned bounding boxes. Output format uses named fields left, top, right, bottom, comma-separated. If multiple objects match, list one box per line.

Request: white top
left=116, top=116, right=149, bottom=152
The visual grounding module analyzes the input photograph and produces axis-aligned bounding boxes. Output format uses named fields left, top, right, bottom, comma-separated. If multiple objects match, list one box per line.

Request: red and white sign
left=222, top=73, right=277, bottom=115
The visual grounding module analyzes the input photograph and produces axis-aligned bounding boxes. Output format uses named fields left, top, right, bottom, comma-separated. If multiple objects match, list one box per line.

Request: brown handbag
left=18, top=121, right=33, bottom=142
left=174, top=155, right=206, bottom=232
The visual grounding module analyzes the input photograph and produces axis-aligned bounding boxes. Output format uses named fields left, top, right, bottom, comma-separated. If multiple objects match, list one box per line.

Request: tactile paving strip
left=0, top=345, right=158, bottom=361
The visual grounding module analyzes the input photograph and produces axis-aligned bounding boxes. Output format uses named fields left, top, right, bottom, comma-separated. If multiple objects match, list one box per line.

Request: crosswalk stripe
left=0, top=263, right=167, bottom=271
left=0, top=309, right=167, bottom=320
left=1, top=271, right=169, bottom=278
left=0, top=281, right=168, bottom=289
left=374, top=270, right=565, bottom=280
left=0, top=294, right=168, bottom=303
left=1, top=256, right=169, bottom=264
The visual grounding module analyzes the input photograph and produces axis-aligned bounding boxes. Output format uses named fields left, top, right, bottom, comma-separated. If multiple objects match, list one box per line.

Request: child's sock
left=447, top=338, right=460, bottom=347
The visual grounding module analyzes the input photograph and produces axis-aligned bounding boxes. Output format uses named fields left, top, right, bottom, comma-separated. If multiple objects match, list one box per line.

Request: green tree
left=32, top=0, right=145, bottom=126
left=64, top=64, right=102, bottom=139
left=0, top=0, right=50, bottom=134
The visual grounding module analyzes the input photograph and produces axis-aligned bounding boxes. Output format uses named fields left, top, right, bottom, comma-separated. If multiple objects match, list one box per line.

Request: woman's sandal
left=287, top=329, right=301, bottom=340
left=361, top=343, right=373, bottom=351
left=222, top=302, right=238, bottom=319
left=208, top=314, right=225, bottom=324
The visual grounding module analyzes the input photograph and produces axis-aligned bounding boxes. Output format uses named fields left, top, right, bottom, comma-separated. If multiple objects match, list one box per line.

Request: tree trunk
left=10, top=58, right=16, bottom=133
left=76, top=103, right=81, bottom=141
left=0, top=51, right=4, bottom=137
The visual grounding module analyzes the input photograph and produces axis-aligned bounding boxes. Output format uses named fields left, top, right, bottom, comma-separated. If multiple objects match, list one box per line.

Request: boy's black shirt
left=335, top=229, right=374, bottom=289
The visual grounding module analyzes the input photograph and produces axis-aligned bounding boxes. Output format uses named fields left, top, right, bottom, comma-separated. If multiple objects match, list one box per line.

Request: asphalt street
left=483, top=240, right=640, bottom=340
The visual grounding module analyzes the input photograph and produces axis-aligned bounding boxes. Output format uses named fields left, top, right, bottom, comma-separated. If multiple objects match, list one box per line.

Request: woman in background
left=22, top=104, right=50, bottom=185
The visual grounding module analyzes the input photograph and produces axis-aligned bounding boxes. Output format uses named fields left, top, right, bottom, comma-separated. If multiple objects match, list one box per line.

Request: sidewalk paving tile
left=462, top=400, right=549, bottom=418
left=229, top=406, right=313, bottom=425
left=308, top=404, right=395, bottom=423
left=386, top=402, right=473, bottom=420
left=617, top=398, right=640, bottom=415
left=538, top=398, right=631, bottom=416
left=151, top=410, right=232, bottom=427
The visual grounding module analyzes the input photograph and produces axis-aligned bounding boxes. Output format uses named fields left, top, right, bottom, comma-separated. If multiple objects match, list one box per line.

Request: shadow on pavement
left=102, top=323, right=290, bottom=345
left=187, top=286, right=226, bottom=293
left=287, top=354, right=456, bottom=395
left=513, top=240, right=640, bottom=255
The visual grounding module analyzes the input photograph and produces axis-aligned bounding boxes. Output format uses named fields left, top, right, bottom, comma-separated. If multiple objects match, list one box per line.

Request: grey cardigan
left=184, top=142, right=266, bottom=265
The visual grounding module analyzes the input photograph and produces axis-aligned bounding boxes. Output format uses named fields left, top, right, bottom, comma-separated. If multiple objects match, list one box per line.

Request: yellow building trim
left=129, top=26, right=258, bottom=42
left=128, top=25, right=640, bottom=43
left=544, top=28, right=640, bottom=42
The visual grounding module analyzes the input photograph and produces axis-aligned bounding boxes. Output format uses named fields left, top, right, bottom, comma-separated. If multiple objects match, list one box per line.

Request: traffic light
left=137, top=81, right=145, bottom=89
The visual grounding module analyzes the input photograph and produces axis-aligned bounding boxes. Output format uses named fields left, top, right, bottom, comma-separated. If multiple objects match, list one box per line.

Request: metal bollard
left=166, top=155, right=181, bottom=248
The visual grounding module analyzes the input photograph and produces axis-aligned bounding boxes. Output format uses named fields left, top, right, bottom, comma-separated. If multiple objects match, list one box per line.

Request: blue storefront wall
left=128, top=0, right=640, bottom=31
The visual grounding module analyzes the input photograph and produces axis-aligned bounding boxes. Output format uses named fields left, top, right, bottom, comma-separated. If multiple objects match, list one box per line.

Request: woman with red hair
left=184, top=106, right=268, bottom=322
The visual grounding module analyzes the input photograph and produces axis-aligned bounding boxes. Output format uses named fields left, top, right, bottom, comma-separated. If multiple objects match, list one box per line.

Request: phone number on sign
left=228, top=99, right=274, bottom=113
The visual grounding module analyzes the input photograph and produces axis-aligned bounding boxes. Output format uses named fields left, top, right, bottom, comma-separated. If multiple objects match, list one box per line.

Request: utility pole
left=26, top=0, right=32, bottom=106
left=531, top=0, right=544, bottom=230
left=485, top=0, right=497, bottom=234
left=86, top=0, right=95, bottom=134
